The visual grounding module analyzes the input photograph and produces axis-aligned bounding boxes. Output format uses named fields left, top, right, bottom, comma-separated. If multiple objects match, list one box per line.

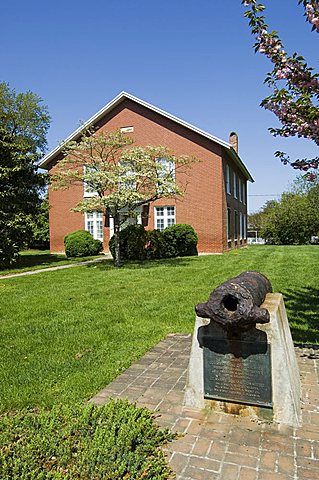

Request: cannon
left=195, top=271, right=272, bottom=332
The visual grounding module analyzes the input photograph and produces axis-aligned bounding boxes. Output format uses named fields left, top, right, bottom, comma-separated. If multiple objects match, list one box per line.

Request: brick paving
left=91, top=334, right=319, bottom=480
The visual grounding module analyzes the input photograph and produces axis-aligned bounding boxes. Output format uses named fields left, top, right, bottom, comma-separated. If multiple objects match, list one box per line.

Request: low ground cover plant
left=0, top=400, right=175, bottom=480
left=64, top=230, right=103, bottom=258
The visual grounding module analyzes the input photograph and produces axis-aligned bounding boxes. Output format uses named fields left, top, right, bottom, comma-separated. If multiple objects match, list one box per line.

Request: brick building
left=40, top=92, right=253, bottom=254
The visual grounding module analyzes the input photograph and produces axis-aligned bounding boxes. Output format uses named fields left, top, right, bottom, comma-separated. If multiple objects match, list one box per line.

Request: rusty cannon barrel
left=195, top=271, right=272, bottom=332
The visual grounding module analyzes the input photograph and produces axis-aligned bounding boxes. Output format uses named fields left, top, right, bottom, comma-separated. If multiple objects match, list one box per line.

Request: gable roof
left=39, top=91, right=254, bottom=182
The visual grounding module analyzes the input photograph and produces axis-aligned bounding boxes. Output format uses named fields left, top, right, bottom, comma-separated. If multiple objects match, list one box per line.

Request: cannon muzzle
left=195, top=271, right=272, bottom=332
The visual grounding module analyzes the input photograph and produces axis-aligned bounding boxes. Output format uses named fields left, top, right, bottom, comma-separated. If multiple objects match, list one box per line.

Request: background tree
left=28, top=195, right=50, bottom=250
left=0, top=83, right=50, bottom=266
left=248, top=199, right=277, bottom=230
left=242, top=1, right=319, bottom=175
left=253, top=176, right=319, bottom=244
left=51, top=129, right=195, bottom=267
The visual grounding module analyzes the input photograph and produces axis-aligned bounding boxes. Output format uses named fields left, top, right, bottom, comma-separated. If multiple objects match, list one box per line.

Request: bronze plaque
left=203, top=339, right=272, bottom=407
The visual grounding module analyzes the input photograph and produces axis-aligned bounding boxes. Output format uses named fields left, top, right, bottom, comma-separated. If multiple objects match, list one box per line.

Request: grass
left=0, top=250, right=106, bottom=276
left=0, top=245, right=318, bottom=414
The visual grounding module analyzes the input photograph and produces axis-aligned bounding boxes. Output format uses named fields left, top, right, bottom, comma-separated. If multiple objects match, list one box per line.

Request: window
left=233, top=172, right=237, bottom=199
left=156, top=157, right=175, bottom=177
left=156, top=158, right=175, bottom=193
left=226, top=165, right=231, bottom=195
left=239, top=179, right=242, bottom=202
left=240, top=212, right=243, bottom=240
left=118, top=160, right=136, bottom=190
left=84, top=165, right=98, bottom=197
left=85, top=211, right=103, bottom=241
left=154, top=206, right=175, bottom=231
left=227, top=208, right=232, bottom=241
left=120, top=126, right=134, bottom=133
left=234, top=210, right=238, bottom=240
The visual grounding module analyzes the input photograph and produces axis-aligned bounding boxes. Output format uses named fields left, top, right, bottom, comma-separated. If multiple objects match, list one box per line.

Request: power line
left=248, top=194, right=281, bottom=197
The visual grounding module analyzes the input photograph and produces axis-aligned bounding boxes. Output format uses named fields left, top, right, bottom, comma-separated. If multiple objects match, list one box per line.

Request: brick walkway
left=91, top=334, right=319, bottom=480
left=0, top=257, right=110, bottom=280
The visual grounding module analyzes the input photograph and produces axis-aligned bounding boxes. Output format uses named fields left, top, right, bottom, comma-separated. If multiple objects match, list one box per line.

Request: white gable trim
left=39, top=91, right=253, bottom=182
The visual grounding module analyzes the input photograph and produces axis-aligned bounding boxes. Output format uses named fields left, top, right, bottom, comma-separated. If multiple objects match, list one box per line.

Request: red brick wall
left=47, top=99, right=247, bottom=254
left=49, top=160, right=84, bottom=252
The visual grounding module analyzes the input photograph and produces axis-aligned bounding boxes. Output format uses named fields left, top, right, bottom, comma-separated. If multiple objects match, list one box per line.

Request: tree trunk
left=113, top=213, right=121, bottom=267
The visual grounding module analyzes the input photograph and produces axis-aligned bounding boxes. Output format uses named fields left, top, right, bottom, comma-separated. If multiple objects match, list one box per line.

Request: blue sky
left=1, top=0, right=317, bottom=212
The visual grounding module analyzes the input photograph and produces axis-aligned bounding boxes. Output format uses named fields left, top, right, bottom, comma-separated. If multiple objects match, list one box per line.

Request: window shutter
left=142, top=204, right=150, bottom=226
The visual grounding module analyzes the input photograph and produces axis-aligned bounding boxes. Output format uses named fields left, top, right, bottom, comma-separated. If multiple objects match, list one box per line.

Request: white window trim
left=154, top=206, right=176, bottom=231
left=240, top=212, right=243, bottom=240
left=85, top=211, right=103, bottom=241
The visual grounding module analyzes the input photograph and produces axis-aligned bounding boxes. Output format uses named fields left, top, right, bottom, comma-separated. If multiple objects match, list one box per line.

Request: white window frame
left=85, top=211, right=103, bottom=241
left=154, top=206, right=176, bottom=231
left=226, top=165, right=231, bottom=195
left=240, top=212, right=243, bottom=240
left=243, top=182, right=246, bottom=205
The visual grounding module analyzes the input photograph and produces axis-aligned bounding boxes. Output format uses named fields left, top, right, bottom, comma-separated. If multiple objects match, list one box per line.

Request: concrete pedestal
left=184, top=293, right=301, bottom=427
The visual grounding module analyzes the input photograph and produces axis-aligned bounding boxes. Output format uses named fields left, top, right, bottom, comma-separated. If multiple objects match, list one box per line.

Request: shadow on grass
left=3, top=253, right=69, bottom=270
left=1, top=251, right=108, bottom=274
left=282, top=286, right=319, bottom=344
left=85, top=256, right=197, bottom=271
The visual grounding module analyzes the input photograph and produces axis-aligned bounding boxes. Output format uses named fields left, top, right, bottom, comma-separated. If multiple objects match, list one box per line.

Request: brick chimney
left=229, top=131, right=238, bottom=153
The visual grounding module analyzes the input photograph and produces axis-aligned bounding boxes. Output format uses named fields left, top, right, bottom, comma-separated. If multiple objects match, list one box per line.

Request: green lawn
left=0, top=250, right=106, bottom=276
left=0, top=245, right=318, bottom=413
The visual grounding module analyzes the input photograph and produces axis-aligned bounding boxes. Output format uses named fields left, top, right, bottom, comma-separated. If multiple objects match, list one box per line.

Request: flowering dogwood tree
left=51, top=129, right=195, bottom=266
left=242, top=1, right=319, bottom=177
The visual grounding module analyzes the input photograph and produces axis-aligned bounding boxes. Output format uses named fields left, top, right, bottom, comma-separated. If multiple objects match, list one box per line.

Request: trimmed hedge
left=109, top=223, right=198, bottom=261
left=0, top=400, right=175, bottom=479
left=64, top=230, right=103, bottom=258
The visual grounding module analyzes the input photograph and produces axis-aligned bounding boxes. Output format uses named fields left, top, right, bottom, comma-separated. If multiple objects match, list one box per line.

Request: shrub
left=145, top=229, right=166, bottom=260
left=64, top=230, right=103, bottom=258
left=109, top=223, right=198, bottom=262
left=162, top=224, right=198, bottom=257
left=109, top=224, right=147, bottom=261
left=0, top=400, right=175, bottom=479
